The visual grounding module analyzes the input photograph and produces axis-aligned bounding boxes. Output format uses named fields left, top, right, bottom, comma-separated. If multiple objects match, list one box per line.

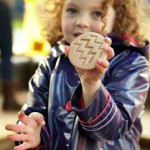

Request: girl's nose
left=75, top=15, right=89, bottom=28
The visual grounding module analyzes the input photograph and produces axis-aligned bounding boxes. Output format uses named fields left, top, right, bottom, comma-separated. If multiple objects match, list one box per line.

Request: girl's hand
left=65, top=37, right=114, bottom=82
left=65, top=37, right=114, bottom=107
left=80, top=37, right=114, bottom=82
left=5, top=111, right=45, bottom=150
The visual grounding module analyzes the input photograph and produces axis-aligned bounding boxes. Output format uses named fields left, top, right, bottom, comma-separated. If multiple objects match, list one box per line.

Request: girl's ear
left=64, top=45, right=70, bottom=57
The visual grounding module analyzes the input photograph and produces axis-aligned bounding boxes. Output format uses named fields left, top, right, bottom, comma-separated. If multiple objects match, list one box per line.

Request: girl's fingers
left=103, top=46, right=114, bottom=60
left=6, top=112, right=43, bottom=150
left=5, top=124, right=27, bottom=133
left=103, top=37, right=114, bottom=60
left=95, top=58, right=109, bottom=75
left=18, top=111, right=44, bottom=127
left=18, top=111, right=30, bottom=126
left=14, top=142, right=31, bottom=150
left=7, top=133, right=28, bottom=141
left=64, top=45, right=70, bottom=57
left=96, top=59, right=109, bottom=69
left=29, top=112, right=45, bottom=126
left=104, top=37, right=112, bottom=46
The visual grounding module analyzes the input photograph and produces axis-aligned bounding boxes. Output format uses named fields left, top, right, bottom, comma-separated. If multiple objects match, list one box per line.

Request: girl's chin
left=66, top=38, right=75, bottom=44
left=65, top=35, right=79, bottom=44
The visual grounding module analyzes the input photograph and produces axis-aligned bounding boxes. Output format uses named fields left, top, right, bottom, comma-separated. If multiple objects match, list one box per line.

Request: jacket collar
left=50, top=40, right=66, bottom=57
left=108, top=32, right=150, bottom=61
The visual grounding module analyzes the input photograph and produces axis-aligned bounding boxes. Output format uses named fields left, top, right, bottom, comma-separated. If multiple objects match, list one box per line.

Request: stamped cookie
left=69, top=32, right=107, bottom=70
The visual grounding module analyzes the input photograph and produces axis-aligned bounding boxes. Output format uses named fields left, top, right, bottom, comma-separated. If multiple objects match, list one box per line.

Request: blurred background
left=0, top=0, right=150, bottom=149
left=0, top=0, right=50, bottom=149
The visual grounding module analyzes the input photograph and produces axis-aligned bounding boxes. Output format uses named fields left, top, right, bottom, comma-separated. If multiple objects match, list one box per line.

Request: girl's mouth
left=74, top=33, right=83, bottom=37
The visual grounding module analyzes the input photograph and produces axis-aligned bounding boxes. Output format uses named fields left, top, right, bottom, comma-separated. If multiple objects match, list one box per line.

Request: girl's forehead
left=64, top=0, right=105, bottom=8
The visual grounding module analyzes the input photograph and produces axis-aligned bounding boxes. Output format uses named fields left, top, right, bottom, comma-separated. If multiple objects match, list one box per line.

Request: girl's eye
left=92, top=11, right=102, bottom=18
left=66, top=8, right=77, bottom=14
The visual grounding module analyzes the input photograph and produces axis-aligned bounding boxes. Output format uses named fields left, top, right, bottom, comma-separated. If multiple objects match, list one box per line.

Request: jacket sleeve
left=71, top=50, right=149, bottom=141
left=20, top=57, right=55, bottom=149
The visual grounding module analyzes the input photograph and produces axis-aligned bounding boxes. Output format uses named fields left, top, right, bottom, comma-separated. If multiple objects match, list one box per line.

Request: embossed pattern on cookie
left=69, top=32, right=107, bottom=70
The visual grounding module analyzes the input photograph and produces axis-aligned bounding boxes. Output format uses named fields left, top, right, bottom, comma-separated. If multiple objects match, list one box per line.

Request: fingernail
left=18, top=111, right=24, bottom=116
left=21, top=111, right=25, bottom=115
left=42, top=120, right=45, bottom=125
left=103, top=45, right=108, bottom=50
left=98, top=58, right=103, bottom=62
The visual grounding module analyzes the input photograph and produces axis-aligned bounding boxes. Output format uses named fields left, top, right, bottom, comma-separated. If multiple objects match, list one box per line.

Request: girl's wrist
left=81, top=80, right=100, bottom=91
left=82, top=80, right=101, bottom=107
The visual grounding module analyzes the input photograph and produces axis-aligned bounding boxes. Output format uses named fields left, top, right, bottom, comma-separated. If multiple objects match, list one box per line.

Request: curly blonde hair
left=39, top=0, right=150, bottom=45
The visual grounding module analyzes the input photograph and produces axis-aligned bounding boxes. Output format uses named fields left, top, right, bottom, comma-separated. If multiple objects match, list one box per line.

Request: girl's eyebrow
left=64, top=1, right=78, bottom=7
left=64, top=1, right=102, bottom=10
left=90, top=3, right=103, bottom=9
left=91, top=6, right=102, bottom=9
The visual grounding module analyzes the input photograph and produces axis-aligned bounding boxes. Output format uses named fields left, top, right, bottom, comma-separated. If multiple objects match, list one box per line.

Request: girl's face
left=61, top=0, right=116, bottom=44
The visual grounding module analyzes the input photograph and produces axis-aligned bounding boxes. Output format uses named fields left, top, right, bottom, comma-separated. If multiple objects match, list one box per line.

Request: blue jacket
left=23, top=33, right=149, bottom=150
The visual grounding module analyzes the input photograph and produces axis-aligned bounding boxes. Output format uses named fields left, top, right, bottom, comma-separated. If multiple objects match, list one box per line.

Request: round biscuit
left=69, top=32, right=107, bottom=70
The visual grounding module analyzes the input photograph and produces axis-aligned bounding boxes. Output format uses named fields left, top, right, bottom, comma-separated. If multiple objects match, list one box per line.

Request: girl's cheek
left=62, top=21, right=71, bottom=33
left=91, top=25, right=102, bottom=34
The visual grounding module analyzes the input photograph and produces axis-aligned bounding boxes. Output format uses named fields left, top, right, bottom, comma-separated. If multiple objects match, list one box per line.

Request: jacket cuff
left=35, top=145, right=45, bottom=150
left=40, top=125, right=51, bottom=150
left=71, top=83, right=113, bottom=124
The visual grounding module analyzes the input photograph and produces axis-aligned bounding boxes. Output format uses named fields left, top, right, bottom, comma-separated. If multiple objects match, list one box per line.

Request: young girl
left=5, top=0, right=150, bottom=149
